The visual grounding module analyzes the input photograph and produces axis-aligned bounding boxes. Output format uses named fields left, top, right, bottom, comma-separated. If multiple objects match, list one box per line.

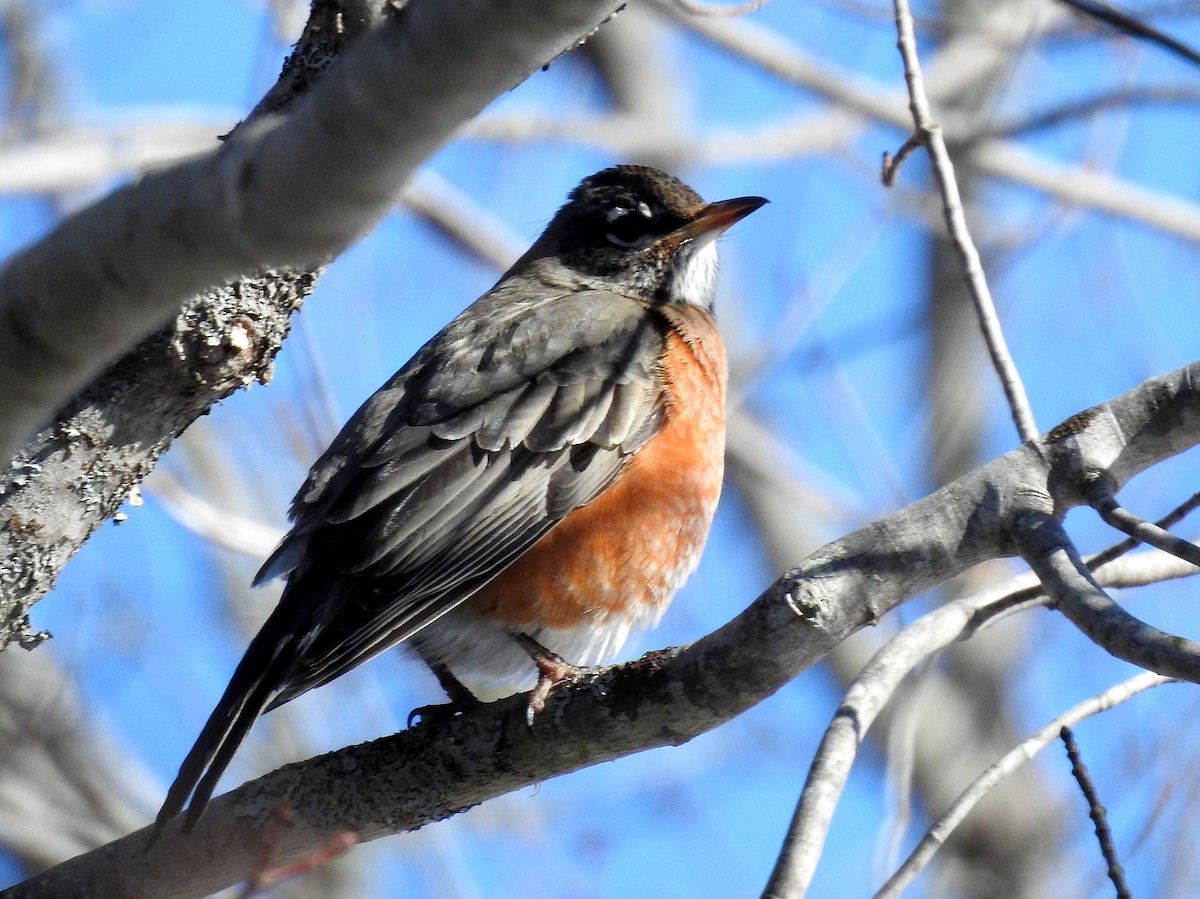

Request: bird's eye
left=605, top=202, right=655, bottom=247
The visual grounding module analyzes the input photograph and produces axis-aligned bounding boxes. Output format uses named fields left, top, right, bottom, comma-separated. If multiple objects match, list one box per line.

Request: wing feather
left=271, top=463, right=560, bottom=705
left=257, top=288, right=668, bottom=705
left=323, top=435, right=461, bottom=525
left=478, top=378, right=557, bottom=450
left=598, top=379, right=655, bottom=447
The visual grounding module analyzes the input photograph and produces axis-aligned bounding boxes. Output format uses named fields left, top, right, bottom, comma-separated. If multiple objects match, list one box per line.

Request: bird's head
left=520, top=165, right=766, bottom=312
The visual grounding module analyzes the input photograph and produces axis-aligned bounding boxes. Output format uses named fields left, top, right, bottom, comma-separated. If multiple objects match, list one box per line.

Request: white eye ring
left=605, top=202, right=653, bottom=223
left=605, top=201, right=655, bottom=247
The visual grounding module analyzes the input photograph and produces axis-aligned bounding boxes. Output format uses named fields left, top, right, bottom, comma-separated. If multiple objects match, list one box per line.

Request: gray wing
left=258, top=286, right=668, bottom=706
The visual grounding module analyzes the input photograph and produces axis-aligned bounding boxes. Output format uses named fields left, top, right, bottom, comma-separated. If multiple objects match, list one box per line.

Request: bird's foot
left=408, top=661, right=483, bottom=727
left=514, top=633, right=580, bottom=726
left=406, top=696, right=482, bottom=728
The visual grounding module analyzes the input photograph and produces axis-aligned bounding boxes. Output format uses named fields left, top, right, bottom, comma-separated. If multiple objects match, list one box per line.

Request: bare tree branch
left=0, top=647, right=159, bottom=871
left=3, top=3, right=1200, bottom=893
left=0, top=0, right=56, bottom=136
left=760, top=514, right=1200, bottom=898
left=0, top=0, right=624, bottom=461
left=1087, top=489, right=1200, bottom=570
left=1056, top=0, right=1200, bottom=68
left=667, top=4, right=1200, bottom=243
left=971, top=139, right=1200, bottom=241
left=399, top=172, right=523, bottom=272
left=762, top=585, right=1028, bottom=897
left=874, top=672, right=1171, bottom=898
left=995, top=85, right=1200, bottom=137
left=1060, top=726, right=1132, bottom=899
left=1018, top=512, right=1200, bottom=681
left=671, top=0, right=774, bottom=17
left=146, top=467, right=282, bottom=560
left=889, top=0, right=1036, bottom=441
left=0, top=120, right=229, bottom=195
left=1085, top=477, right=1200, bottom=568
left=7, top=356, right=1200, bottom=896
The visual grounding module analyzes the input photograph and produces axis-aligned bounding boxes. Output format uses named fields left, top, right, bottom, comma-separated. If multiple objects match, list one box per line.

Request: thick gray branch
left=0, top=0, right=623, bottom=461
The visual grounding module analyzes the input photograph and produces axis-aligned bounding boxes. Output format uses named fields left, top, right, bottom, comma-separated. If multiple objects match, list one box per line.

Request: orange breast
left=468, top=306, right=727, bottom=631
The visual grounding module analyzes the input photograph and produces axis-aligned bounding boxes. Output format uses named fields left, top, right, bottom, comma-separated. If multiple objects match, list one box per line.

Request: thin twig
left=1061, top=726, right=1132, bottom=899
left=890, top=0, right=1038, bottom=442
left=874, top=672, right=1172, bottom=898
left=1086, top=489, right=1200, bottom=569
left=994, top=85, right=1200, bottom=138
left=1056, top=0, right=1200, bottom=69
left=966, top=539, right=1200, bottom=638
left=1086, top=478, right=1200, bottom=568
left=880, top=133, right=921, bottom=186
left=661, top=8, right=1200, bottom=243
left=1017, top=510, right=1200, bottom=684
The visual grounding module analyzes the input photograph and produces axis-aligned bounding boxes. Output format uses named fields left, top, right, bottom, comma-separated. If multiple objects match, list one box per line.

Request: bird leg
left=407, top=662, right=482, bottom=727
left=408, top=640, right=579, bottom=727
left=429, top=661, right=478, bottom=704
left=513, top=633, right=579, bottom=724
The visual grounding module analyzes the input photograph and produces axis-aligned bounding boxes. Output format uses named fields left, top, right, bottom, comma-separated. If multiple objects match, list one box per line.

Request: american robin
left=157, top=164, right=765, bottom=830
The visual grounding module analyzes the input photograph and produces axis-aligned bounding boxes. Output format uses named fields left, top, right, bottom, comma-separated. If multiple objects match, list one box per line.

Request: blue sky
left=6, top=1, right=1200, bottom=896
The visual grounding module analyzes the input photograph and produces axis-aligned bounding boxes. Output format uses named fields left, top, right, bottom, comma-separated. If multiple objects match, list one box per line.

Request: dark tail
left=155, top=597, right=315, bottom=833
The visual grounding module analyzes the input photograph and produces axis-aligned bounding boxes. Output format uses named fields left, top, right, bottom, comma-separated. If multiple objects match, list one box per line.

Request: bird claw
left=406, top=698, right=479, bottom=728
left=518, top=635, right=580, bottom=726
